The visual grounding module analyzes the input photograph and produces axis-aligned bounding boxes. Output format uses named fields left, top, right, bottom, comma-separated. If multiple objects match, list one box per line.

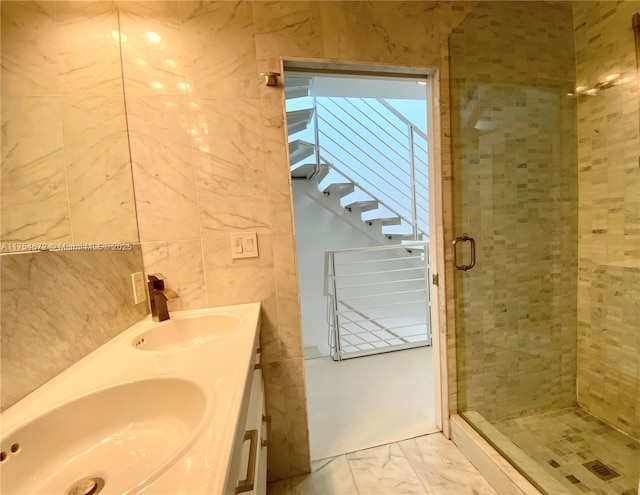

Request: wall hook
left=260, top=72, right=280, bottom=86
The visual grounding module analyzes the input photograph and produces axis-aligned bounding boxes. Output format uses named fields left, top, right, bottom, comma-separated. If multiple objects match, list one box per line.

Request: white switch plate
left=132, top=272, right=146, bottom=304
left=230, top=232, right=258, bottom=259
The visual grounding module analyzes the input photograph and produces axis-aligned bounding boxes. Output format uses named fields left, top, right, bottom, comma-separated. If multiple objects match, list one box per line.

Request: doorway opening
left=283, top=61, right=440, bottom=460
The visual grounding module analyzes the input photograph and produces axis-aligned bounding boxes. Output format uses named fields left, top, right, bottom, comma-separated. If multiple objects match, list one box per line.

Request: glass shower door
left=451, top=1, right=640, bottom=494
left=451, top=0, right=579, bottom=424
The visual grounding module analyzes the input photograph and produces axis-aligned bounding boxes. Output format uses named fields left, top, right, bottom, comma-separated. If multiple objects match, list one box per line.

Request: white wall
left=292, top=181, right=382, bottom=356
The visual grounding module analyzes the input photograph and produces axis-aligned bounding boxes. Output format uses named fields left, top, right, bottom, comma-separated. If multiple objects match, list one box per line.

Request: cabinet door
left=236, top=369, right=266, bottom=495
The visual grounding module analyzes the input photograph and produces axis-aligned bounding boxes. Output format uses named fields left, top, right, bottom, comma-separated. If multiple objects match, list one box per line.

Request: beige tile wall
left=0, top=2, right=146, bottom=411
left=573, top=0, right=640, bottom=440
left=0, top=1, right=138, bottom=247
left=449, top=1, right=579, bottom=421
left=0, top=247, right=148, bottom=411
left=117, top=0, right=468, bottom=480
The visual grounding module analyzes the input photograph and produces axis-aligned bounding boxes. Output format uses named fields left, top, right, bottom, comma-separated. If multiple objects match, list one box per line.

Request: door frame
left=279, top=57, right=449, bottom=437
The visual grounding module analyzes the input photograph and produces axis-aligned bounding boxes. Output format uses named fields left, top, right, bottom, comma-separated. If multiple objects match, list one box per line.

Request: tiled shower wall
left=450, top=1, right=579, bottom=421
left=573, top=1, right=640, bottom=440
left=0, top=2, right=147, bottom=411
left=113, top=0, right=470, bottom=480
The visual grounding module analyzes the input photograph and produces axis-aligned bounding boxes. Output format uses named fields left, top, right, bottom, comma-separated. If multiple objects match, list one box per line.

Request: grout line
left=343, top=453, right=361, bottom=495
left=397, top=439, right=433, bottom=495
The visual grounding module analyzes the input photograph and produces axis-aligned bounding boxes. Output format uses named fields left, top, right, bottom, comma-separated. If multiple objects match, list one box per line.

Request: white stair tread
left=291, top=163, right=317, bottom=179
left=288, top=139, right=315, bottom=165
left=323, top=183, right=355, bottom=198
left=345, top=200, right=378, bottom=213
left=287, top=108, right=314, bottom=135
left=284, top=76, right=312, bottom=99
left=367, top=217, right=403, bottom=227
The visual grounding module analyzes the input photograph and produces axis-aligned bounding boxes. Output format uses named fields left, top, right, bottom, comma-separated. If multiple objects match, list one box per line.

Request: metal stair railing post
left=324, top=251, right=343, bottom=361
left=312, top=96, right=321, bottom=178
left=408, top=124, right=419, bottom=240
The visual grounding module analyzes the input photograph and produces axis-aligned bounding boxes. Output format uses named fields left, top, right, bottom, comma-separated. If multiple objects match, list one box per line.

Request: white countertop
left=0, top=302, right=261, bottom=495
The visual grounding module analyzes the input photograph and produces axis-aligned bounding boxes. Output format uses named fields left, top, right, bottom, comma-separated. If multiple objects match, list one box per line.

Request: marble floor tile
left=399, top=434, right=499, bottom=495
left=288, top=456, right=359, bottom=495
left=347, top=443, right=428, bottom=494
left=268, top=432, right=500, bottom=495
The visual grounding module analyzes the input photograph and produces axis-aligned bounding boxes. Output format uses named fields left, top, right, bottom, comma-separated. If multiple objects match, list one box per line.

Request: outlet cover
left=132, top=272, right=146, bottom=304
left=230, top=232, right=258, bottom=259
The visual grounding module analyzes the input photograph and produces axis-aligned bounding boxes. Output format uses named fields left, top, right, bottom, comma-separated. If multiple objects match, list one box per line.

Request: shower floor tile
left=493, top=407, right=639, bottom=495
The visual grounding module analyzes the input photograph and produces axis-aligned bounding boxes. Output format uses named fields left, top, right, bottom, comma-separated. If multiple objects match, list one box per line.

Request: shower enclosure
left=450, top=2, right=640, bottom=494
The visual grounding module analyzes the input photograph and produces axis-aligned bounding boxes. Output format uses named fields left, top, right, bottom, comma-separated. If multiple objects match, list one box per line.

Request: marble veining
left=117, top=1, right=187, bottom=97
left=260, top=98, right=296, bottom=235
left=61, top=94, right=138, bottom=243
left=179, top=1, right=259, bottom=99
left=268, top=433, right=499, bottom=495
left=263, top=357, right=311, bottom=482
left=56, top=1, right=123, bottom=95
left=0, top=246, right=147, bottom=411
left=252, top=1, right=324, bottom=80
left=400, top=434, right=499, bottom=495
left=126, top=95, right=200, bottom=242
left=202, top=235, right=275, bottom=308
left=1, top=96, right=72, bottom=245
left=140, top=240, right=207, bottom=311
left=0, top=1, right=58, bottom=96
left=320, top=2, right=440, bottom=67
left=347, top=443, right=428, bottom=494
left=194, top=98, right=272, bottom=235
left=272, top=233, right=303, bottom=361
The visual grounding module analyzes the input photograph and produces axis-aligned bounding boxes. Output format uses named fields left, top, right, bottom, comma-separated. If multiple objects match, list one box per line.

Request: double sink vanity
left=0, top=303, right=267, bottom=495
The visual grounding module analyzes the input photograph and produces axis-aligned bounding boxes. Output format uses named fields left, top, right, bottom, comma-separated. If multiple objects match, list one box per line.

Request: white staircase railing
left=324, top=243, right=431, bottom=360
left=313, top=97, right=429, bottom=240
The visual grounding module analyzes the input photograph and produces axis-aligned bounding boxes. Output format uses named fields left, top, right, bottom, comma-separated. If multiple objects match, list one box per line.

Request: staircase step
left=316, top=163, right=330, bottom=183
left=286, top=108, right=314, bottom=135
left=323, top=183, right=355, bottom=198
left=290, top=163, right=317, bottom=180
left=384, top=233, right=416, bottom=241
left=366, top=217, right=402, bottom=227
left=288, top=139, right=315, bottom=165
left=291, top=162, right=328, bottom=182
left=345, top=200, right=378, bottom=213
left=284, top=76, right=312, bottom=99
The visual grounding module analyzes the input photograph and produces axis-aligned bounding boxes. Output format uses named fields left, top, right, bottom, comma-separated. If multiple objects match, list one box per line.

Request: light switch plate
left=230, top=232, right=258, bottom=259
left=132, top=272, right=146, bottom=304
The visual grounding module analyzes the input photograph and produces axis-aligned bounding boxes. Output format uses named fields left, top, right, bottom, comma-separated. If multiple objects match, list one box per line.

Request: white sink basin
left=132, top=313, right=242, bottom=352
left=0, top=377, right=208, bottom=495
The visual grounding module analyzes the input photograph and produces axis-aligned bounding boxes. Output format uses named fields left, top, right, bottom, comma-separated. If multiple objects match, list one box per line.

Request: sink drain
left=66, top=477, right=105, bottom=495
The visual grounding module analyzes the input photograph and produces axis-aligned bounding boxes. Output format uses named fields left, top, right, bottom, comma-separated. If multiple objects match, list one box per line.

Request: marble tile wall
left=115, top=0, right=466, bottom=481
left=449, top=1, right=579, bottom=420
left=0, top=1, right=138, bottom=247
left=0, top=247, right=148, bottom=411
left=574, top=0, right=640, bottom=441
left=0, top=2, right=146, bottom=411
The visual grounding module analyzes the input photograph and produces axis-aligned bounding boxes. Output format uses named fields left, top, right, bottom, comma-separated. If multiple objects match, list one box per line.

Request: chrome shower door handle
left=452, top=234, right=476, bottom=271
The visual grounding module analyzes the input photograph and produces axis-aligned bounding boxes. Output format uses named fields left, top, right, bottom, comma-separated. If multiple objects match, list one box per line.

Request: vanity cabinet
left=230, top=347, right=269, bottom=495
